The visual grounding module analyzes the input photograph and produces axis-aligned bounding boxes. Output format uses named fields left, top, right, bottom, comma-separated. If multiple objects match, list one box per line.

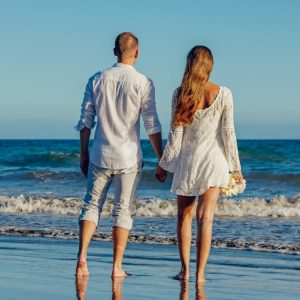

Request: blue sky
left=0, top=0, right=299, bottom=139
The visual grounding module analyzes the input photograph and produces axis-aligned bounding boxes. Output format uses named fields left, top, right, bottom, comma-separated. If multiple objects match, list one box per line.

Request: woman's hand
left=155, top=164, right=167, bottom=182
left=232, top=170, right=243, bottom=184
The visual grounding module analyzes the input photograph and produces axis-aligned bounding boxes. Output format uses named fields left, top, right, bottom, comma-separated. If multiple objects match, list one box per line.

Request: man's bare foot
left=172, top=270, right=189, bottom=281
left=76, top=256, right=90, bottom=277
left=196, top=272, right=206, bottom=283
left=111, top=266, right=131, bottom=278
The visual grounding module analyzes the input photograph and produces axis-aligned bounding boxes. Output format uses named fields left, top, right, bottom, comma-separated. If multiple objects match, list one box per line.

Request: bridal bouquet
left=220, top=173, right=246, bottom=197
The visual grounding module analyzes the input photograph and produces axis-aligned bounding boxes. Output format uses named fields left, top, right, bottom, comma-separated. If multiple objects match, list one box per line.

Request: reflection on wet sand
left=75, top=275, right=206, bottom=299
left=75, top=276, right=89, bottom=300
left=179, top=281, right=207, bottom=300
left=196, top=282, right=206, bottom=299
left=75, top=275, right=125, bottom=300
left=112, top=277, right=125, bottom=300
left=179, top=281, right=189, bottom=300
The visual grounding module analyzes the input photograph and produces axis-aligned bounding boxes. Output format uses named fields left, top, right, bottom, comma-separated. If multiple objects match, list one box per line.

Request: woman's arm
left=221, top=89, right=243, bottom=181
left=159, top=89, right=183, bottom=173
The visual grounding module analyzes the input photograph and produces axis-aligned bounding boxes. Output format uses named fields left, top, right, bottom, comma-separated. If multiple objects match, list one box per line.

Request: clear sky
left=0, top=0, right=299, bottom=139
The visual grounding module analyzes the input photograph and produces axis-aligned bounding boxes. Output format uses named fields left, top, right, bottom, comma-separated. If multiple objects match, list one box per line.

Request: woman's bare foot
left=172, top=270, right=189, bottom=281
left=111, top=266, right=131, bottom=278
left=196, top=272, right=206, bottom=283
left=76, top=256, right=90, bottom=277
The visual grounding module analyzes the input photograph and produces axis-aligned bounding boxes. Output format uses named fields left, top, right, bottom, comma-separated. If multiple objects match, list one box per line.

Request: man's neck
left=117, top=59, right=135, bottom=65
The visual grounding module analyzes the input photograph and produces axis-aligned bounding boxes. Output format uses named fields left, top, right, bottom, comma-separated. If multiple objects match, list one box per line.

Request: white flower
left=220, top=174, right=246, bottom=197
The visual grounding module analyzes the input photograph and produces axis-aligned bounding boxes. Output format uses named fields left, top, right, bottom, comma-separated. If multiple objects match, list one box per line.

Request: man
left=75, top=32, right=167, bottom=277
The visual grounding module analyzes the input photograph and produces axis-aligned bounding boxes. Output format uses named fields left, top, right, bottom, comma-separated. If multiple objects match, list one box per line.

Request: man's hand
left=155, top=164, right=167, bottom=182
left=80, top=155, right=89, bottom=178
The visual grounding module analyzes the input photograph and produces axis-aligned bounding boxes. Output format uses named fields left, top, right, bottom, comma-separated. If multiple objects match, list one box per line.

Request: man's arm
left=149, top=132, right=163, bottom=160
left=75, top=75, right=96, bottom=177
left=80, top=127, right=91, bottom=177
left=140, top=81, right=167, bottom=182
left=149, top=132, right=167, bottom=183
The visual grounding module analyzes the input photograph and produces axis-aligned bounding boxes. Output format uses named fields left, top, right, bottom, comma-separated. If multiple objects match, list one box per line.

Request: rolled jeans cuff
left=113, top=216, right=133, bottom=231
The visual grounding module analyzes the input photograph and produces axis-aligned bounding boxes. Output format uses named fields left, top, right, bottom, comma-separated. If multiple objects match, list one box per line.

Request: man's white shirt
left=75, top=63, right=161, bottom=169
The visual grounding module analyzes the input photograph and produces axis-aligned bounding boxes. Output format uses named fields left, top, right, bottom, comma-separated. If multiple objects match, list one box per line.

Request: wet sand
left=0, top=235, right=299, bottom=299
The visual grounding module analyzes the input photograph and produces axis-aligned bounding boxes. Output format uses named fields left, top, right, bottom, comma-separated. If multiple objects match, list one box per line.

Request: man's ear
left=113, top=48, right=118, bottom=57
left=134, top=48, right=139, bottom=59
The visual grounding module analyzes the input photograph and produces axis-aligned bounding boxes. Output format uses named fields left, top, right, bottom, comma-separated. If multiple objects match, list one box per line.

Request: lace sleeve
left=159, top=89, right=183, bottom=173
left=221, top=89, right=241, bottom=172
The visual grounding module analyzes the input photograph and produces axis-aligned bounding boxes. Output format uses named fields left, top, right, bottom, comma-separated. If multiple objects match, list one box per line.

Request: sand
left=0, top=235, right=299, bottom=299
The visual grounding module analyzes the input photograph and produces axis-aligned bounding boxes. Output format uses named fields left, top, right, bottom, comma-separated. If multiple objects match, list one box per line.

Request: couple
left=75, top=32, right=243, bottom=283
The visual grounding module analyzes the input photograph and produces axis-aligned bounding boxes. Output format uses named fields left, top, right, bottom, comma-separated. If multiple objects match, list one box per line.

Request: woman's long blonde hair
left=173, top=46, right=214, bottom=126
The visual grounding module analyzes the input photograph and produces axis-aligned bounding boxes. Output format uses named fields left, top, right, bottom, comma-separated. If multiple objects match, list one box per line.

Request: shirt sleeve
left=159, top=89, right=183, bottom=173
left=140, top=80, right=162, bottom=135
left=221, top=89, right=241, bottom=172
left=74, top=77, right=96, bottom=132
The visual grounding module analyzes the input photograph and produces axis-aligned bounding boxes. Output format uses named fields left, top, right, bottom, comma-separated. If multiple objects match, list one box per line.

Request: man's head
left=114, top=32, right=139, bottom=64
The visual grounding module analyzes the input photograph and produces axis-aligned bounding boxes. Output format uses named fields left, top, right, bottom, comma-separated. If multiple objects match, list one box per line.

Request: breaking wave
left=0, top=194, right=299, bottom=218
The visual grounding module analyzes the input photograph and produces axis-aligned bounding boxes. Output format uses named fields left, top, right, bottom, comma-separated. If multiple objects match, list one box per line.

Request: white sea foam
left=0, top=194, right=299, bottom=218
left=215, top=194, right=300, bottom=218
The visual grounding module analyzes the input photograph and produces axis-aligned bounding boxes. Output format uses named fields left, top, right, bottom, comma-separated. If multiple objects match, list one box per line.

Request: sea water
left=0, top=139, right=299, bottom=254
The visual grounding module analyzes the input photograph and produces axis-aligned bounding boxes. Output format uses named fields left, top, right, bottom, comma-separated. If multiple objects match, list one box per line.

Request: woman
left=159, top=46, right=243, bottom=283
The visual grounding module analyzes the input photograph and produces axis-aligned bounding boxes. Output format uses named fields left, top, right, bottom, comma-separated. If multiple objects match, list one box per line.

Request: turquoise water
left=0, top=139, right=299, bottom=198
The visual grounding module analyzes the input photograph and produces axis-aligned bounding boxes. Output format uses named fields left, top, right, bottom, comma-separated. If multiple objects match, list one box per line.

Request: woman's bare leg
left=196, top=187, right=219, bottom=283
left=173, top=195, right=196, bottom=280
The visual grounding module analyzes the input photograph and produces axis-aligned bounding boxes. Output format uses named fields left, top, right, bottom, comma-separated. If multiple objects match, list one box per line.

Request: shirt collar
left=113, top=63, right=135, bottom=70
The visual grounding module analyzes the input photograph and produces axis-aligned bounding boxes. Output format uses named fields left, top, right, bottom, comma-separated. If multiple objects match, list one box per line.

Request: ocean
left=0, top=139, right=299, bottom=255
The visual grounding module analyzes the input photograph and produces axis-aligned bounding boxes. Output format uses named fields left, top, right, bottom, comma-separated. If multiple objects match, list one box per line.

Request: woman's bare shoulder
left=208, top=81, right=220, bottom=91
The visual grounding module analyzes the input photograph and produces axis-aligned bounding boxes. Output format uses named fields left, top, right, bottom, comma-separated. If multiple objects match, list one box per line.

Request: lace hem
left=172, top=179, right=230, bottom=196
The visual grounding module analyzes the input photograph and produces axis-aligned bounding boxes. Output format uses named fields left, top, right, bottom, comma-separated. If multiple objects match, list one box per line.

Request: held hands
left=80, top=154, right=89, bottom=178
left=155, top=164, right=167, bottom=182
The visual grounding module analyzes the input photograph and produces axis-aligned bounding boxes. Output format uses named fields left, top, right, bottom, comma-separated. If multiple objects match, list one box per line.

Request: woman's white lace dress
left=159, top=86, right=241, bottom=196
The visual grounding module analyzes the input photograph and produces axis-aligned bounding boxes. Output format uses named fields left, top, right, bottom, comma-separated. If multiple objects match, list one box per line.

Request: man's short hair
left=114, top=32, right=138, bottom=59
